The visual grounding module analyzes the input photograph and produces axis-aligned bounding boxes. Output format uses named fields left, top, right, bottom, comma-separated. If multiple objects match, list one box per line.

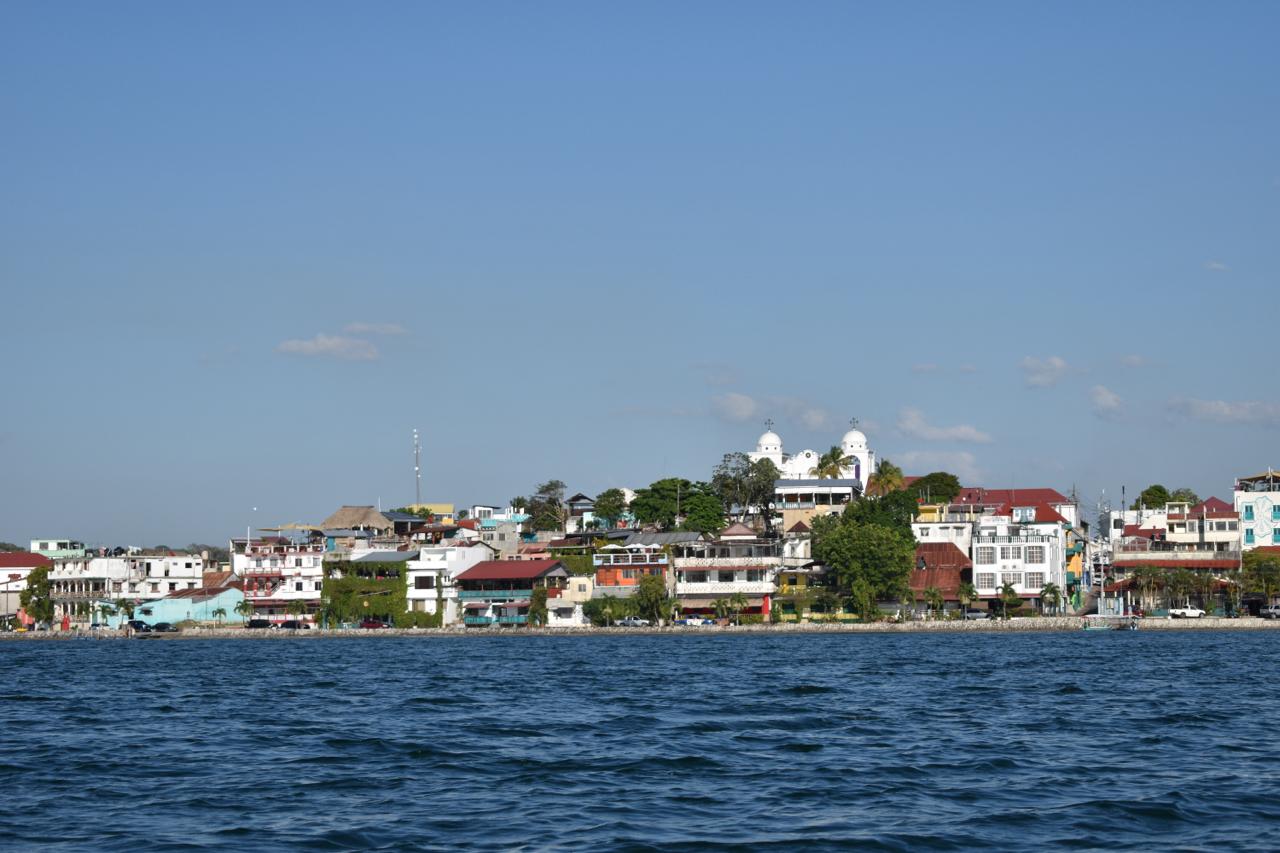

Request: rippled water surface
left=3, top=632, right=1280, bottom=850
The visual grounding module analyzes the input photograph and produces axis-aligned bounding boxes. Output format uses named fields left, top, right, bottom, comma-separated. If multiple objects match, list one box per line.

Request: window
left=1025, top=572, right=1045, bottom=589
left=1245, top=506, right=1255, bottom=521
left=1025, top=546, right=1045, bottom=564
left=295, top=581, right=303, bottom=591
left=686, top=571, right=707, bottom=583
left=168, top=582, right=177, bottom=591
left=976, top=547, right=996, bottom=565
left=185, top=562, right=193, bottom=569
left=918, top=528, right=930, bottom=537
left=315, top=582, right=322, bottom=591
left=295, top=558, right=303, bottom=567
left=1274, top=530, right=1280, bottom=544
left=577, top=583, right=586, bottom=593
left=150, top=583, right=158, bottom=592
left=718, top=571, right=735, bottom=583
left=1274, top=507, right=1280, bottom=521
left=1000, top=546, right=1022, bottom=561
left=976, top=572, right=996, bottom=589
left=1000, top=572, right=1023, bottom=587
left=746, top=569, right=764, bottom=582
left=415, top=576, right=435, bottom=590
left=1246, top=530, right=1255, bottom=545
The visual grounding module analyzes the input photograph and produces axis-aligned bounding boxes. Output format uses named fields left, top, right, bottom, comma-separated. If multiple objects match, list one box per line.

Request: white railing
left=673, top=556, right=780, bottom=567
left=592, top=554, right=668, bottom=566
left=675, top=581, right=775, bottom=595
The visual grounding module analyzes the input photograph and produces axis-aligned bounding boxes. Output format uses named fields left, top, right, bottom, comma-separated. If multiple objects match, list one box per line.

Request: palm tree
left=713, top=598, right=730, bottom=622
left=601, top=601, right=615, bottom=627
left=97, top=603, right=116, bottom=626
left=211, top=607, right=227, bottom=627
left=669, top=600, right=682, bottom=625
left=999, top=581, right=1021, bottom=620
left=234, top=599, right=254, bottom=626
left=1039, top=582, right=1062, bottom=616
left=923, top=586, right=944, bottom=619
left=899, top=587, right=915, bottom=621
left=866, top=459, right=905, bottom=497
left=808, top=446, right=852, bottom=479
left=958, top=581, right=977, bottom=616
left=728, top=591, right=749, bottom=625
left=115, top=599, right=135, bottom=624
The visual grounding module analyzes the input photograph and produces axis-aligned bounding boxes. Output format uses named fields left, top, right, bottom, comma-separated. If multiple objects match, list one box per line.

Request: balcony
left=675, top=581, right=775, bottom=595
left=974, top=535, right=1056, bottom=544
left=464, top=616, right=494, bottom=626
left=592, top=554, right=669, bottom=566
left=457, top=588, right=534, bottom=601
left=495, top=615, right=526, bottom=625
left=674, top=556, right=780, bottom=568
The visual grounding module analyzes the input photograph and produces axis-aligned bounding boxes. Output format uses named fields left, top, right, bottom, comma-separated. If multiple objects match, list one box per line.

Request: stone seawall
left=5, top=616, right=1280, bottom=641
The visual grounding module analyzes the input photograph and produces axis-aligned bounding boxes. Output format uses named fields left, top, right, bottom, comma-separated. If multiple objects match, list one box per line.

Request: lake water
left=2, top=632, right=1279, bottom=850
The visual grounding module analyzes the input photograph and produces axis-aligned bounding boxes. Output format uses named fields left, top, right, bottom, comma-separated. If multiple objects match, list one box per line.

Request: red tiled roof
left=910, top=544, right=973, bottom=600
left=719, top=522, right=757, bottom=538
left=456, top=559, right=566, bottom=581
left=786, top=521, right=810, bottom=534
left=457, top=519, right=479, bottom=530
left=0, top=552, right=52, bottom=569
left=1123, top=524, right=1164, bottom=539
left=953, top=488, right=1070, bottom=507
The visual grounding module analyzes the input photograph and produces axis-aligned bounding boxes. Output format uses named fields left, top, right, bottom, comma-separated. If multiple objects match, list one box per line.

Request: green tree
left=527, top=587, right=548, bottom=627
left=923, top=586, right=944, bottom=618
left=958, top=581, right=978, bottom=615
left=711, top=452, right=753, bottom=518
left=999, top=581, right=1021, bottom=620
left=846, top=578, right=876, bottom=620
left=593, top=488, right=627, bottom=529
left=1132, top=484, right=1172, bottom=510
left=631, top=478, right=694, bottom=528
left=808, top=446, right=852, bottom=479
left=813, top=518, right=915, bottom=599
left=746, top=458, right=781, bottom=532
left=842, top=490, right=920, bottom=536
left=286, top=600, right=307, bottom=621
left=115, top=598, right=136, bottom=621
left=680, top=493, right=726, bottom=533
left=812, top=588, right=840, bottom=616
left=234, top=599, right=254, bottom=625
left=633, top=574, right=669, bottom=624
left=712, top=598, right=730, bottom=621
left=1244, top=549, right=1280, bottom=605
left=865, top=459, right=905, bottom=497
left=212, top=606, right=227, bottom=626
left=728, top=591, right=749, bottom=625
left=1169, top=488, right=1200, bottom=506
left=527, top=480, right=568, bottom=531
left=0, top=542, right=23, bottom=552
left=18, top=566, right=54, bottom=624
left=908, top=472, right=963, bottom=504
left=1039, top=582, right=1062, bottom=616
left=96, top=603, right=116, bottom=625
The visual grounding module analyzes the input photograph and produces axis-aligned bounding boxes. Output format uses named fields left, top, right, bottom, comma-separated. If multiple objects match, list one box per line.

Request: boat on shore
left=1082, top=614, right=1139, bottom=631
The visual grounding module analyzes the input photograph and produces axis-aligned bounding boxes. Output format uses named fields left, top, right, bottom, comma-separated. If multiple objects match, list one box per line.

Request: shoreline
left=5, top=616, right=1280, bottom=640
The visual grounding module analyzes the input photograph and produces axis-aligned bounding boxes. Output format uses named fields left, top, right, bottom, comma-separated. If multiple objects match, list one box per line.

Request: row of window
left=1242, top=506, right=1280, bottom=521
left=679, top=570, right=768, bottom=583
left=975, top=572, right=1046, bottom=590
left=974, top=546, right=1046, bottom=565
left=1245, top=530, right=1280, bottom=545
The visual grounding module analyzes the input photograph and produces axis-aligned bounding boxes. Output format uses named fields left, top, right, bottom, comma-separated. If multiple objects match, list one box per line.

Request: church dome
left=757, top=430, right=782, bottom=451
left=841, top=428, right=867, bottom=450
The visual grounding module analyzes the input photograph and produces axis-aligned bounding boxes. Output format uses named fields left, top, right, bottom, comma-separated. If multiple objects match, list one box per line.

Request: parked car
left=152, top=622, right=180, bottom=633
left=89, top=622, right=108, bottom=630
left=360, top=618, right=392, bottom=629
left=616, top=616, right=651, bottom=627
left=963, top=609, right=990, bottom=620
left=280, top=620, right=311, bottom=630
left=1169, top=606, right=1206, bottom=619
left=246, top=619, right=277, bottom=630
left=126, top=620, right=152, bottom=633
left=1260, top=606, right=1280, bottom=620
left=678, top=617, right=713, bottom=626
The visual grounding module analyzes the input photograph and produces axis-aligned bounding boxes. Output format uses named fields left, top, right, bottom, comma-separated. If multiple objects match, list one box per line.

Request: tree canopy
left=18, top=566, right=54, bottom=624
left=710, top=453, right=780, bottom=521
left=593, top=488, right=627, bottom=528
left=865, top=459, right=905, bottom=496
left=632, top=574, right=670, bottom=624
left=631, top=478, right=724, bottom=531
left=1131, top=484, right=1171, bottom=509
left=842, top=490, right=920, bottom=536
left=0, top=542, right=21, bottom=553
left=526, top=480, right=568, bottom=531
left=808, top=446, right=852, bottom=479
left=811, top=513, right=914, bottom=600
left=907, top=471, right=963, bottom=504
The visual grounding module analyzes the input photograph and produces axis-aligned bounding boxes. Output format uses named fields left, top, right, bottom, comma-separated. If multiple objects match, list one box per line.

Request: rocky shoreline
left=5, top=616, right=1280, bottom=640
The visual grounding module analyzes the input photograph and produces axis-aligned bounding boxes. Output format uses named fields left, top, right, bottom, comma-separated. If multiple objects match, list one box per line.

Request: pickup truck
left=1260, top=605, right=1280, bottom=619
left=1169, top=606, right=1206, bottom=619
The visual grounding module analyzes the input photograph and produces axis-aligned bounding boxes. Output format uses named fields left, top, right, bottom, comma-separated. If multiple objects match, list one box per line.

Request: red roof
left=910, top=543, right=972, bottom=599
left=1196, top=496, right=1234, bottom=513
left=1123, top=524, right=1164, bottom=539
left=457, top=519, right=479, bottom=530
left=456, top=559, right=566, bottom=581
left=0, top=552, right=52, bottom=569
left=786, top=521, right=811, bottom=534
left=719, top=522, right=758, bottom=538
left=953, top=488, right=1070, bottom=507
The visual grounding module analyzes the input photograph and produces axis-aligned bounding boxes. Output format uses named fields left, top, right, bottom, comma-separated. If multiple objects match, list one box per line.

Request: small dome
left=841, top=428, right=867, bottom=449
left=758, top=430, right=782, bottom=449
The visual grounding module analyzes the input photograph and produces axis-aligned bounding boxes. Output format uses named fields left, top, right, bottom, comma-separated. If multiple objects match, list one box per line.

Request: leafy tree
left=865, top=459, right=905, bottom=497
left=632, top=574, right=669, bottom=624
left=526, top=480, right=568, bottom=531
left=1169, top=488, right=1200, bottom=506
left=999, top=581, right=1021, bottom=620
left=923, top=586, right=945, bottom=617
left=813, top=518, right=915, bottom=600
left=186, top=543, right=231, bottom=563
left=593, top=488, right=627, bottom=529
left=390, top=507, right=434, bottom=522
left=846, top=578, right=876, bottom=620
left=1131, top=484, right=1172, bottom=510
left=234, top=599, right=254, bottom=624
left=96, top=603, right=116, bottom=625
left=1244, top=550, right=1280, bottom=605
left=746, top=458, right=781, bottom=531
left=18, top=566, right=54, bottom=624
left=680, top=493, right=726, bottom=533
left=958, top=581, right=978, bottom=614
left=527, top=588, right=548, bottom=627
left=728, top=591, right=749, bottom=625
left=813, top=588, right=840, bottom=616
left=711, top=452, right=753, bottom=518
left=712, top=598, right=730, bottom=621
left=0, top=542, right=22, bottom=552
left=631, top=478, right=722, bottom=530
left=843, top=490, right=920, bottom=536
left=908, top=472, right=963, bottom=504
left=808, top=446, right=852, bottom=480
left=115, top=598, right=136, bottom=621
left=286, top=600, right=307, bottom=619
left=212, top=607, right=227, bottom=626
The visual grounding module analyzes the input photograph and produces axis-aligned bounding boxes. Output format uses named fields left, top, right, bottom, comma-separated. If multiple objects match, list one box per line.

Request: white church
left=747, top=420, right=878, bottom=485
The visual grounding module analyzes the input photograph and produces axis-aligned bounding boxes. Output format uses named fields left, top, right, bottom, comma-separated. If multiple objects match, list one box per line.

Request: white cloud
left=343, top=322, right=407, bottom=336
left=1120, top=354, right=1148, bottom=368
left=897, top=450, right=982, bottom=483
left=1090, top=385, right=1122, bottom=419
left=1203, top=260, right=1229, bottom=272
left=896, top=408, right=992, bottom=443
left=1021, top=355, right=1068, bottom=388
left=911, top=363, right=941, bottom=374
left=711, top=392, right=760, bottom=423
left=1168, top=398, right=1280, bottom=427
left=277, top=334, right=379, bottom=361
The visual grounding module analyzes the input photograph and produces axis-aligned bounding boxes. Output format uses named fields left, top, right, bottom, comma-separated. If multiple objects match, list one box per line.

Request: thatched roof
left=320, top=505, right=393, bottom=532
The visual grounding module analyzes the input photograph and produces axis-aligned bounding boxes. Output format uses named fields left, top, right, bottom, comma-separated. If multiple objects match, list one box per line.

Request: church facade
left=747, top=423, right=877, bottom=485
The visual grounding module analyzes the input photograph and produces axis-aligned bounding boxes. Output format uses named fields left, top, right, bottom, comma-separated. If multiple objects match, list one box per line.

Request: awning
left=463, top=602, right=489, bottom=611
left=500, top=600, right=531, bottom=609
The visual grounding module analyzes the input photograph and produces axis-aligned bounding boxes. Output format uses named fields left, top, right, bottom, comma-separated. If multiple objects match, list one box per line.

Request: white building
left=50, top=553, right=205, bottom=623
left=236, top=536, right=327, bottom=624
left=748, top=424, right=877, bottom=486
left=1235, top=470, right=1280, bottom=551
left=970, top=503, right=1069, bottom=607
left=671, top=523, right=780, bottom=618
left=406, top=543, right=494, bottom=625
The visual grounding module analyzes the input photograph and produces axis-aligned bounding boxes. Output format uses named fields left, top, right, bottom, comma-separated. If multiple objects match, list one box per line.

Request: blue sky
left=2, top=1, right=1277, bottom=546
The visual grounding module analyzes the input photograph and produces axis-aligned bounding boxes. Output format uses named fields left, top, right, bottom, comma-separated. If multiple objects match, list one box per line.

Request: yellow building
left=405, top=503, right=456, bottom=524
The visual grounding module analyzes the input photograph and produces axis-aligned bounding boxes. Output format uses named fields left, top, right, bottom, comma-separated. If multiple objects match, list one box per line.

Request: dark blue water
left=3, top=632, right=1279, bottom=851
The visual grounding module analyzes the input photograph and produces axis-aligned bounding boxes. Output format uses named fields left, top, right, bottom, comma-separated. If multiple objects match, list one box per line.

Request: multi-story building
left=592, top=544, right=668, bottom=598
left=455, top=559, right=570, bottom=627
left=235, top=536, right=327, bottom=625
left=671, top=522, right=779, bottom=618
left=405, top=543, right=493, bottom=624
left=774, top=480, right=858, bottom=531
left=912, top=502, right=981, bottom=554
left=970, top=502, right=1070, bottom=609
left=1, top=552, right=52, bottom=624
left=1235, top=470, right=1280, bottom=550
left=49, top=553, right=205, bottom=624
left=29, top=538, right=87, bottom=560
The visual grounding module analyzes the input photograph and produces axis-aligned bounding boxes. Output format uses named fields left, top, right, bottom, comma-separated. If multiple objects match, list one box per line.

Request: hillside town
left=5, top=426, right=1280, bottom=633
